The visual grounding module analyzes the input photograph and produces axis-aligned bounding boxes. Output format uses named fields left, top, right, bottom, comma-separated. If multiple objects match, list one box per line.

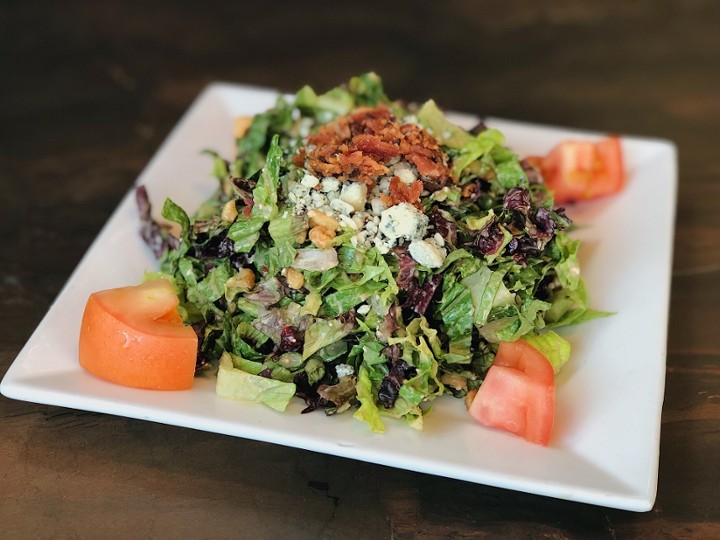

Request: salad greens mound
left=137, top=73, right=605, bottom=431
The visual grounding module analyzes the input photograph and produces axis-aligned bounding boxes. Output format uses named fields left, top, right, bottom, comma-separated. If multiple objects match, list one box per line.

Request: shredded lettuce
left=353, top=365, right=385, bottom=433
left=453, top=129, right=505, bottom=178
left=417, top=99, right=473, bottom=149
left=250, top=134, right=281, bottom=221
left=302, top=319, right=353, bottom=360
left=161, top=198, right=191, bottom=242
left=217, top=353, right=296, bottom=412
left=437, top=276, right=474, bottom=363
left=462, top=266, right=515, bottom=326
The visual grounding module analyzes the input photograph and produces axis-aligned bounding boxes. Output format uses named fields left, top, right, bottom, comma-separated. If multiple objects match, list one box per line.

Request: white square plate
left=1, top=83, right=676, bottom=511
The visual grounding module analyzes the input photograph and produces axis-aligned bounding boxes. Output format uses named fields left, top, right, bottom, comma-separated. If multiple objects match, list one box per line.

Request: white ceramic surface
left=1, top=83, right=677, bottom=511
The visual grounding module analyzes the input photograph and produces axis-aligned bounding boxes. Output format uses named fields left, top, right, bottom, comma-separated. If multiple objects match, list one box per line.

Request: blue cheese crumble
left=289, top=166, right=445, bottom=265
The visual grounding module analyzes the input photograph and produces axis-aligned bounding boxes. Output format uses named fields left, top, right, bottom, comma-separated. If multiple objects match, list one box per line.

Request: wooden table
left=2, top=1, right=719, bottom=537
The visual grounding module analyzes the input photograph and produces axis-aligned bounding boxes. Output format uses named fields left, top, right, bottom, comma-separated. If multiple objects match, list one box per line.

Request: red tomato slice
left=493, top=339, right=555, bottom=385
left=535, top=136, right=625, bottom=204
left=78, top=279, right=198, bottom=390
left=468, top=340, right=555, bottom=446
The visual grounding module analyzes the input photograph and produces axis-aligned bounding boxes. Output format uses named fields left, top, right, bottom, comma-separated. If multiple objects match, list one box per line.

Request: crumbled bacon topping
left=299, top=106, right=451, bottom=187
left=389, top=176, right=423, bottom=207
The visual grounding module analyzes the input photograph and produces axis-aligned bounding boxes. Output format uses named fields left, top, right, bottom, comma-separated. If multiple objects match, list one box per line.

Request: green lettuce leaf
left=436, top=275, right=474, bottom=364
left=234, top=113, right=271, bottom=177
left=493, top=152, right=527, bottom=189
left=478, top=298, right=552, bottom=343
left=452, top=129, right=505, bottom=177
left=183, top=260, right=233, bottom=318
left=348, top=72, right=389, bottom=107
left=388, top=317, right=444, bottom=400
left=216, top=353, right=296, bottom=412
left=545, top=279, right=613, bottom=328
left=227, top=215, right=265, bottom=253
left=161, top=198, right=190, bottom=242
left=227, top=135, right=285, bottom=253
left=251, top=134, right=282, bottom=221
left=295, top=84, right=354, bottom=117
left=353, top=365, right=385, bottom=432
left=416, top=99, right=473, bottom=149
left=302, top=318, right=353, bottom=360
left=523, top=331, right=571, bottom=374
left=321, top=281, right=386, bottom=318
left=462, top=266, right=515, bottom=326
left=554, top=234, right=581, bottom=290
left=304, top=357, right=325, bottom=385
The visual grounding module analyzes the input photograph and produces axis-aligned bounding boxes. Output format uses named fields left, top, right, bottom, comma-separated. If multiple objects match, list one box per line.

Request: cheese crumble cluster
left=287, top=163, right=448, bottom=268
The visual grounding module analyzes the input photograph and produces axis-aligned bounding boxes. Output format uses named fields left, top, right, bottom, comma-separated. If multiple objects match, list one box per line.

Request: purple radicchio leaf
left=404, top=274, right=443, bottom=316
left=378, top=359, right=418, bottom=409
left=136, top=186, right=174, bottom=258
left=293, top=371, right=326, bottom=414
left=531, top=207, right=556, bottom=237
left=246, top=277, right=282, bottom=306
left=191, top=321, right=210, bottom=371
left=392, top=245, right=417, bottom=289
left=382, top=344, right=401, bottom=363
left=469, top=120, right=488, bottom=135
left=190, top=229, right=235, bottom=260
left=378, top=304, right=401, bottom=339
left=187, top=218, right=248, bottom=268
left=229, top=178, right=256, bottom=211
left=191, top=230, right=250, bottom=270
left=430, top=206, right=457, bottom=247
left=193, top=216, right=222, bottom=234
left=252, top=303, right=311, bottom=345
left=339, top=308, right=358, bottom=332
left=470, top=220, right=505, bottom=256
left=506, top=236, right=542, bottom=265
left=520, top=159, right=543, bottom=185
left=503, top=187, right=531, bottom=214
left=553, top=207, right=572, bottom=229
left=232, top=176, right=257, bottom=192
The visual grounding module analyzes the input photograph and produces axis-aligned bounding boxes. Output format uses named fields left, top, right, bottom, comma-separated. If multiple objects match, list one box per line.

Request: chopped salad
left=136, top=73, right=607, bottom=432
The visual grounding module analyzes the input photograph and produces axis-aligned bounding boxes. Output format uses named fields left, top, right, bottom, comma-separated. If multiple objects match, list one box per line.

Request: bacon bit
left=389, top=176, right=424, bottom=207
left=352, top=134, right=399, bottom=159
left=241, top=206, right=252, bottom=218
left=337, top=151, right=388, bottom=186
left=300, top=106, right=451, bottom=187
left=292, top=148, right=307, bottom=168
left=410, top=154, right=444, bottom=179
left=379, top=193, right=394, bottom=207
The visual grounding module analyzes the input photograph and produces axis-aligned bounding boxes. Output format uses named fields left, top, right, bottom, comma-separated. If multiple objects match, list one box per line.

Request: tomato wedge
left=78, top=279, right=198, bottom=390
left=468, top=340, right=555, bottom=446
left=532, top=136, right=625, bottom=204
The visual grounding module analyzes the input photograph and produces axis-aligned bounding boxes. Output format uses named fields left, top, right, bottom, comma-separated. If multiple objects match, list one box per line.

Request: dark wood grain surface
left=2, top=1, right=719, bottom=538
